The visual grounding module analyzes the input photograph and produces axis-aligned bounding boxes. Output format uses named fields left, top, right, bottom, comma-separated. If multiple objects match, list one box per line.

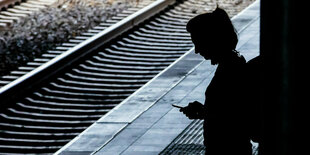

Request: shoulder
left=244, top=55, right=262, bottom=85
left=247, top=55, right=262, bottom=65
left=246, top=55, right=262, bottom=72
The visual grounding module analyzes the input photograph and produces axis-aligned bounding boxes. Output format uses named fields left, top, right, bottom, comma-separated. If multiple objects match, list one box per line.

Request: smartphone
left=172, top=104, right=184, bottom=109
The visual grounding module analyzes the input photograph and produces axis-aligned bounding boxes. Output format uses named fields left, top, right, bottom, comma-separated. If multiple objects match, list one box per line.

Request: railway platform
left=56, top=0, right=260, bottom=154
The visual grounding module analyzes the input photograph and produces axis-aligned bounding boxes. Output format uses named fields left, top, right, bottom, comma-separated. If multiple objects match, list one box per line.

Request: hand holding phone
left=174, top=101, right=204, bottom=119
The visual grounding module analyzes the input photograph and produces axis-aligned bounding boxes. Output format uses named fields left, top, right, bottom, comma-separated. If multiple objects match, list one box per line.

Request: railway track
left=0, top=0, right=206, bottom=154
left=0, top=0, right=57, bottom=28
left=0, top=0, right=154, bottom=88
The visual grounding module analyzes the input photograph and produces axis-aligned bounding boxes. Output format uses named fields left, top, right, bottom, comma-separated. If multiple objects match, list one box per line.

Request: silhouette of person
left=180, top=7, right=253, bottom=155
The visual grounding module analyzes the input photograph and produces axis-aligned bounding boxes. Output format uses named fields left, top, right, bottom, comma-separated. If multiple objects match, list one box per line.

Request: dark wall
left=260, top=0, right=306, bottom=155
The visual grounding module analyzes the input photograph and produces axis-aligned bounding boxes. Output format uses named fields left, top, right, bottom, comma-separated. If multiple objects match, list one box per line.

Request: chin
left=210, top=59, right=218, bottom=65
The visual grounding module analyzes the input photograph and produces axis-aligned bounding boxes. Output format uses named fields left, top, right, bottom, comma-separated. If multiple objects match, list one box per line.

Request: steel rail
left=0, top=0, right=22, bottom=10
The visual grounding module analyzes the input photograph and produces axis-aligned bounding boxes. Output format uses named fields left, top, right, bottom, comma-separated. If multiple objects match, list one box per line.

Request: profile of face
left=190, top=32, right=222, bottom=65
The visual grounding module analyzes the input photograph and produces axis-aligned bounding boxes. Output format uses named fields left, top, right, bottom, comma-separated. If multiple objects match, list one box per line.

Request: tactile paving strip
left=160, top=119, right=205, bottom=155
left=160, top=119, right=258, bottom=155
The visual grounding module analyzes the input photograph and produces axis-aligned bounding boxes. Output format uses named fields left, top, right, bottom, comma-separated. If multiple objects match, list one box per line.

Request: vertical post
left=260, top=0, right=305, bottom=154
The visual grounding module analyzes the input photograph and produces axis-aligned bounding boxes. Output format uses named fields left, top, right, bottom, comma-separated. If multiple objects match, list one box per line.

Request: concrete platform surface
left=56, top=0, right=260, bottom=154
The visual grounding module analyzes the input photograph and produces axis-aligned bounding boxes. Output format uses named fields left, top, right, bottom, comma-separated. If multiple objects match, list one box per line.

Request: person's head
left=186, top=7, right=238, bottom=64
